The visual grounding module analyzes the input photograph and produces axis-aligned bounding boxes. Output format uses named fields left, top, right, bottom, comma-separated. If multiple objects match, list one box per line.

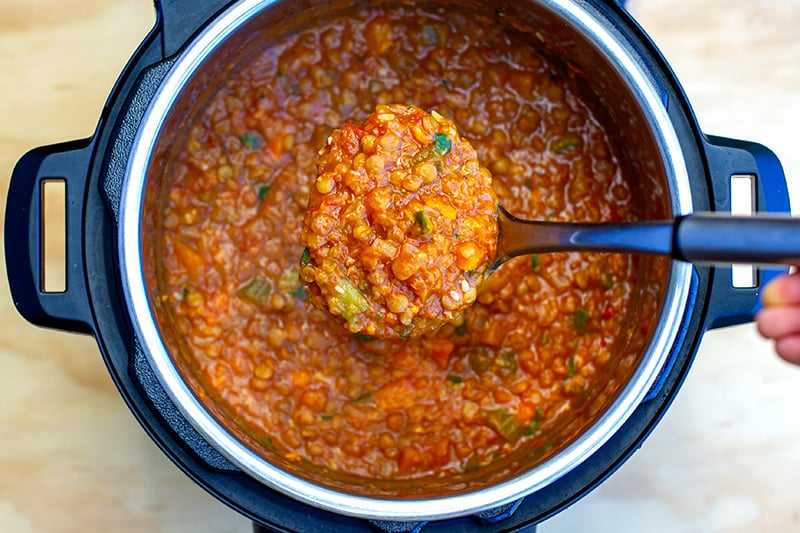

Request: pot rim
left=119, top=0, right=694, bottom=521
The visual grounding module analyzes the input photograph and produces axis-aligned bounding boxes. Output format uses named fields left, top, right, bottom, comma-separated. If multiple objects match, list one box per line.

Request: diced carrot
left=173, top=240, right=205, bottom=281
left=423, top=337, right=455, bottom=370
left=291, top=369, right=313, bottom=388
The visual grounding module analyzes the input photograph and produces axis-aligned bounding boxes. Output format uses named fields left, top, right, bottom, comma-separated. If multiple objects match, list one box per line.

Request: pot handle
left=155, top=0, right=234, bottom=58
left=4, top=140, right=94, bottom=334
left=702, top=135, right=791, bottom=330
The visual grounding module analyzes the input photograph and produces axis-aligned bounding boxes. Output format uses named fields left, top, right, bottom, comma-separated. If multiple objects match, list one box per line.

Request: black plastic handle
left=4, top=140, right=94, bottom=333
left=676, top=213, right=800, bottom=264
left=702, top=136, right=791, bottom=330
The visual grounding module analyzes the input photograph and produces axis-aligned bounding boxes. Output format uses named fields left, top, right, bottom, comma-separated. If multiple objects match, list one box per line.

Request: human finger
left=774, top=334, right=800, bottom=366
left=755, top=305, right=800, bottom=339
left=761, top=270, right=800, bottom=307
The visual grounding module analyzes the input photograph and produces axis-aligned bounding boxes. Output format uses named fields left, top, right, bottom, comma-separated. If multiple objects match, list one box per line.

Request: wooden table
left=1, top=1, right=798, bottom=531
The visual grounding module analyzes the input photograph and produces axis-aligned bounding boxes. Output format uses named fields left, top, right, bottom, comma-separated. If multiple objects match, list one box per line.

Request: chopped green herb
left=441, top=78, right=451, bottom=90
left=567, top=355, right=577, bottom=377
left=573, top=307, right=590, bottom=333
left=257, top=184, right=271, bottom=199
left=260, top=437, right=276, bottom=450
left=238, top=277, right=272, bottom=306
left=321, top=414, right=334, bottom=421
left=289, top=285, right=307, bottom=301
left=351, top=392, right=373, bottom=404
left=414, top=210, right=433, bottom=234
left=399, top=327, right=411, bottom=341
left=455, top=322, right=468, bottom=336
left=300, top=247, right=311, bottom=266
left=331, top=278, right=369, bottom=323
left=240, top=131, right=262, bottom=149
left=524, top=419, right=542, bottom=436
left=353, top=332, right=375, bottom=343
left=601, top=271, right=615, bottom=289
left=447, top=375, right=463, bottom=385
left=432, top=133, right=452, bottom=156
left=289, top=83, right=301, bottom=95
left=483, top=408, right=525, bottom=442
left=531, top=253, right=540, bottom=270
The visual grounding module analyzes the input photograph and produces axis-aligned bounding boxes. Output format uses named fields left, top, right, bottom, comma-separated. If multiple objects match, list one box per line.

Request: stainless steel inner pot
left=118, top=0, right=694, bottom=521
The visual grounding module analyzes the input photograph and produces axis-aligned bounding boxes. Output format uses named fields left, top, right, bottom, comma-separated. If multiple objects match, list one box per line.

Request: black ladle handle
left=676, top=213, right=800, bottom=265
left=497, top=206, right=800, bottom=265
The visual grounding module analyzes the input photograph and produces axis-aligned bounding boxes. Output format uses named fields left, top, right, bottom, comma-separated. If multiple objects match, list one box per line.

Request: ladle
left=496, top=205, right=800, bottom=267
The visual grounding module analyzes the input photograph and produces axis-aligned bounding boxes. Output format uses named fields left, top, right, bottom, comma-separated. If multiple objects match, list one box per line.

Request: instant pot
left=5, top=0, right=790, bottom=531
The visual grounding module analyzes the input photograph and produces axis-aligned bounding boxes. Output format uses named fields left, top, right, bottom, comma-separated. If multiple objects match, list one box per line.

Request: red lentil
left=301, top=104, right=497, bottom=338
left=156, top=4, right=662, bottom=485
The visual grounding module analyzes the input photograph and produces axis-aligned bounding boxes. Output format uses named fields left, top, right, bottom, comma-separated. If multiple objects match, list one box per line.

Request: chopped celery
left=278, top=267, right=301, bottom=292
left=494, top=348, right=518, bottom=376
left=466, top=345, right=493, bottom=374
left=463, top=453, right=482, bottom=472
left=483, top=407, right=525, bottom=442
left=238, top=278, right=272, bottom=306
left=552, top=134, right=582, bottom=153
left=414, top=210, right=433, bottom=234
left=573, top=307, right=589, bottom=333
left=410, top=144, right=437, bottom=165
left=421, top=24, right=441, bottom=46
left=331, top=278, right=369, bottom=323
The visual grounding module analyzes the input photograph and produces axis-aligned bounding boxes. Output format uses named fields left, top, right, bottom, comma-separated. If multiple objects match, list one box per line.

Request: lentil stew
left=151, top=3, right=667, bottom=494
left=301, top=104, right=498, bottom=339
